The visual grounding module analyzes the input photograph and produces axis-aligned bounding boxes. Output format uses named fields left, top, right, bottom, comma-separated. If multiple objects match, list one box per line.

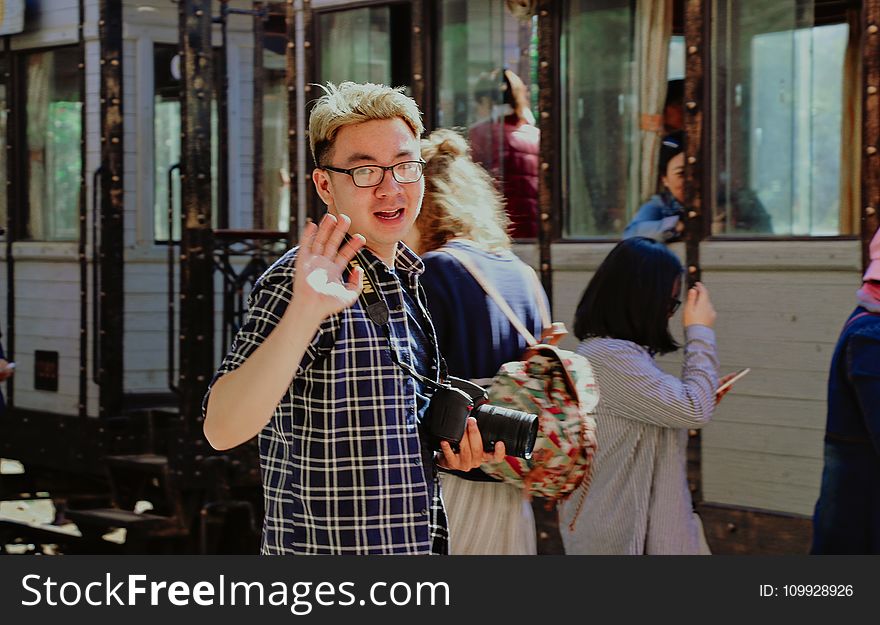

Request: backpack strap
left=843, top=310, right=880, bottom=332
left=440, top=246, right=540, bottom=347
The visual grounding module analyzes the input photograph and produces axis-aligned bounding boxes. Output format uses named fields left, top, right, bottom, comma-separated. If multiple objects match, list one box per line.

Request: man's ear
left=312, top=168, right=333, bottom=207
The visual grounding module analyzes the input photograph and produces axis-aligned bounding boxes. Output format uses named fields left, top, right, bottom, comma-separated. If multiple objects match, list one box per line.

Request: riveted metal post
left=285, top=0, right=297, bottom=245
left=179, top=0, right=215, bottom=435
left=2, top=34, right=13, bottom=412
left=683, top=0, right=705, bottom=289
left=863, top=0, right=880, bottom=262
left=410, top=0, right=431, bottom=129
left=253, top=2, right=265, bottom=228
left=683, top=0, right=706, bottom=508
left=99, top=0, right=125, bottom=418
left=536, top=0, right=559, bottom=308
left=77, top=0, right=87, bottom=417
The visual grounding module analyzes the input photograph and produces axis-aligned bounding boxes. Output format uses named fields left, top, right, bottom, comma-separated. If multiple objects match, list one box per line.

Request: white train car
left=0, top=0, right=875, bottom=554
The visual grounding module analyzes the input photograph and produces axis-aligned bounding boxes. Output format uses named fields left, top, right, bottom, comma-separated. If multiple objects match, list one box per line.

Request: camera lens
left=472, top=404, right=538, bottom=459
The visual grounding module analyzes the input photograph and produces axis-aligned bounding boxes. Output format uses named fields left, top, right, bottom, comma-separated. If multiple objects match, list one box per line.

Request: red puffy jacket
left=469, top=117, right=540, bottom=239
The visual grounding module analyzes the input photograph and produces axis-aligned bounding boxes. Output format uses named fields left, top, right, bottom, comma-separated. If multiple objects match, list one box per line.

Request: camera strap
left=349, top=251, right=445, bottom=393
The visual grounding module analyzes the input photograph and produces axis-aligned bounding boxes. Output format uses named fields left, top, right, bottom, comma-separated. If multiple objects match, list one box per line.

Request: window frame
left=11, top=43, right=84, bottom=243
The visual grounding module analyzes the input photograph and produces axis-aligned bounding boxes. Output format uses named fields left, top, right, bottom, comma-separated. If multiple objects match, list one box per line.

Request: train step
left=64, top=508, right=184, bottom=534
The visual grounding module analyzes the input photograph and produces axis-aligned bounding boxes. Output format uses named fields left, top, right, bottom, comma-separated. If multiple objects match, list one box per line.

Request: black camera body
left=424, top=377, right=538, bottom=459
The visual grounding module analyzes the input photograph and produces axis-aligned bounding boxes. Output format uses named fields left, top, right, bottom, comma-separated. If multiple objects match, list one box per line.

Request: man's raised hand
left=293, top=213, right=366, bottom=324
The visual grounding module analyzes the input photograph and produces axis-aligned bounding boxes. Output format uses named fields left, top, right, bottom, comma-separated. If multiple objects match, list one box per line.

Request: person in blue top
left=811, top=226, right=880, bottom=554
left=404, top=128, right=549, bottom=554
left=623, top=131, right=686, bottom=243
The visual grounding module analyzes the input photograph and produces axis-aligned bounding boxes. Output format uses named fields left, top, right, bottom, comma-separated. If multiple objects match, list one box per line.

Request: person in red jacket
left=468, top=69, right=540, bottom=239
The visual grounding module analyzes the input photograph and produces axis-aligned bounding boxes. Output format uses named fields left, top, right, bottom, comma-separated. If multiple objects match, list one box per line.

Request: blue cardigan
left=420, top=241, right=548, bottom=383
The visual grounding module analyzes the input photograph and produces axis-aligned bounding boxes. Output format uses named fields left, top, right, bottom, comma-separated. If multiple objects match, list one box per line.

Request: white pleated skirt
left=439, top=473, right=537, bottom=555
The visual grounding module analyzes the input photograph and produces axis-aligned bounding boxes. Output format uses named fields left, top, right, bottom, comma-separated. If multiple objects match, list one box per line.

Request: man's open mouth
left=374, top=208, right=404, bottom=221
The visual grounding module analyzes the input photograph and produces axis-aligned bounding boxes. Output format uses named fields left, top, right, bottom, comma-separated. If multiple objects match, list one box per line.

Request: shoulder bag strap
left=439, top=246, right=538, bottom=347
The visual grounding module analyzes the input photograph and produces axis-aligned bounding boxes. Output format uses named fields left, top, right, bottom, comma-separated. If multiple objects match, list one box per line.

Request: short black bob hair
left=573, top=237, right=683, bottom=355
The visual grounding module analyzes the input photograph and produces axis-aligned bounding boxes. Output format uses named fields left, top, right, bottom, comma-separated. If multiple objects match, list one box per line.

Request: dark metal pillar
left=302, top=0, right=320, bottom=226
left=179, top=0, right=215, bottom=435
left=78, top=0, right=87, bottom=417
left=683, top=0, right=707, bottom=506
left=863, top=0, right=880, bottom=262
left=683, top=0, right=705, bottom=287
left=285, top=0, right=298, bottom=244
left=98, top=0, right=125, bottom=418
left=410, top=0, right=430, bottom=129
left=217, top=0, right=230, bottom=229
left=536, top=0, right=559, bottom=309
left=253, top=2, right=265, bottom=228
left=2, top=35, right=13, bottom=411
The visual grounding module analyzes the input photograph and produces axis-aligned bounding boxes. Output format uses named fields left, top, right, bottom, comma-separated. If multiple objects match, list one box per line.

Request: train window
left=316, top=6, right=394, bottom=85
left=260, top=6, right=290, bottom=231
left=435, top=0, right=539, bottom=238
left=710, top=0, right=852, bottom=236
left=561, top=0, right=636, bottom=238
left=153, top=43, right=219, bottom=242
left=20, top=48, right=82, bottom=241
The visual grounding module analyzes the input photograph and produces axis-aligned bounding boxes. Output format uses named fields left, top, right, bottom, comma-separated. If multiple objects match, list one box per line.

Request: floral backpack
left=440, top=248, right=599, bottom=522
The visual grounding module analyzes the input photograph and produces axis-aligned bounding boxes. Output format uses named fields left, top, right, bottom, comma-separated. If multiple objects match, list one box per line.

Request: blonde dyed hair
left=416, top=128, right=511, bottom=254
left=309, top=81, right=424, bottom=167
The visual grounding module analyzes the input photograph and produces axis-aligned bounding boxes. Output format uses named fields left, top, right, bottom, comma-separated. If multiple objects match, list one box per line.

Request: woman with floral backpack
left=404, top=128, right=548, bottom=554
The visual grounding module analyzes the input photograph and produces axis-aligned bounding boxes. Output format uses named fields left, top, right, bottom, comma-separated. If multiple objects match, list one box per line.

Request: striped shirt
left=558, top=325, right=718, bottom=554
left=204, top=243, right=447, bottom=555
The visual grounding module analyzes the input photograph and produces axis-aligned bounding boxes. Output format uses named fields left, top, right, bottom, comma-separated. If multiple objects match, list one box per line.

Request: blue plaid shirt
left=204, top=243, right=448, bottom=554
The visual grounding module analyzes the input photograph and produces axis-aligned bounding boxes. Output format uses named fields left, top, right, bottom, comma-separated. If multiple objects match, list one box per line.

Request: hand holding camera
left=427, top=377, right=538, bottom=470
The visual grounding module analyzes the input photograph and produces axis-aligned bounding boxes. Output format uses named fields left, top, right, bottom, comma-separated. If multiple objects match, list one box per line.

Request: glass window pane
left=317, top=7, right=392, bottom=85
left=262, top=7, right=290, bottom=231
left=437, top=0, right=539, bottom=238
left=711, top=0, right=847, bottom=236
left=562, top=1, right=635, bottom=238
left=153, top=44, right=219, bottom=242
left=154, top=44, right=181, bottom=242
left=24, top=49, right=82, bottom=241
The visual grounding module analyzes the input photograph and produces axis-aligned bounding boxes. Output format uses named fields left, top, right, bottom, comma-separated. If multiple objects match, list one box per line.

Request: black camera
left=425, top=377, right=538, bottom=459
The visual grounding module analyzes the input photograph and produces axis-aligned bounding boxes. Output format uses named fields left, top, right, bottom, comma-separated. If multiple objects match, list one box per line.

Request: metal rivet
left=869, top=24, right=879, bottom=34
left=867, top=206, right=877, bottom=216
left=304, top=41, right=311, bottom=48
left=869, top=86, right=878, bottom=95
left=413, top=73, right=422, bottom=81
left=687, top=155, right=697, bottom=164
left=540, top=60, right=549, bottom=69
left=688, top=45, right=698, bottom=54
left=541, top=162, right=550, bottom=171
left=688, top=211, right=697, bottom=218
left=686, top=100, right=697, bottom=110
left=867, top=146, right=877, bottom=155
left=413, top=26, right=421, bottom=34
left=540, top=111, right=550, bottom=119
left=688, top=265, right=698, bottom=274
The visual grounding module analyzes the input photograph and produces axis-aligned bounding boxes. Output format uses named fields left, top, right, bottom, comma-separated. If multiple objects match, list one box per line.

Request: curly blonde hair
left=416, top=129, right=511, bottom=254
left=309, top=81, right=424, bottom=167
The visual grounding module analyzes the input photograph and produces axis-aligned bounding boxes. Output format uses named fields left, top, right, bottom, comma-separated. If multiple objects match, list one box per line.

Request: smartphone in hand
left=716, top=367, right=750, bottom=395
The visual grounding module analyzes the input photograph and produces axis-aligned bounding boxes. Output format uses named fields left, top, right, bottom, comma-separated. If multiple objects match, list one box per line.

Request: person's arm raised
left=204, top=214, right=365, bottom=450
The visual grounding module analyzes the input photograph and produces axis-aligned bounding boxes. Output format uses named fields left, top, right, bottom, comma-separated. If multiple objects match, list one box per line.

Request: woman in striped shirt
left=558, top=237, right=720, bottom=554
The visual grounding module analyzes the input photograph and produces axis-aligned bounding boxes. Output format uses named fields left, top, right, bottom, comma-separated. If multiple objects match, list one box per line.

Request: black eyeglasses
left=669, top=298, right=682, bottom=315
left=321, top=160, right=426, bottom=188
